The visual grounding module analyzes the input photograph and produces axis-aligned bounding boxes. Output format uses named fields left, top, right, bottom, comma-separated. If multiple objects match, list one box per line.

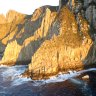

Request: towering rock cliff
left=27, top=0, right=96, bottom=79
left=0, top=6, right=57, bottom=65
left=0, top=10, right=25, bottom=56
left=28, top=6, right=93, bottom=79
left=0, top=0, right=96, bottom=79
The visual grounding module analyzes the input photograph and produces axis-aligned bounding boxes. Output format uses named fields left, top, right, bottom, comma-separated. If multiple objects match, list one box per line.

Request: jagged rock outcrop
left=0, top=14, right=6, bottom=24
left=0, top=6, right=57, bottom=65
left=59, top=0, right=96, bottom=31
left=26, top=0, right=96, bottom=79
left=6, top=10, right=25, bottom=23
left=0, top=10, right=25, bottom=55
left=27, top=6, right=93, bottom=79
left=1, top=11, right=25, bottom=44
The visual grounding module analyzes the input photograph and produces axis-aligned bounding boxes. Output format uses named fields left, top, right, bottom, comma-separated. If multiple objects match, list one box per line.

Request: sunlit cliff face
left=27, top=5, right=93, bottom=79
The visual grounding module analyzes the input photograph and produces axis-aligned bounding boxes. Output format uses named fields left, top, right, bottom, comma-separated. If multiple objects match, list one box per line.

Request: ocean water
left=0, top=65, right=96, bottom=96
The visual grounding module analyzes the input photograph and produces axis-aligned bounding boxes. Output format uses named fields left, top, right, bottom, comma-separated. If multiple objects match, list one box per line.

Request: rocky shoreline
left=0, top=0, right=96, bottom=80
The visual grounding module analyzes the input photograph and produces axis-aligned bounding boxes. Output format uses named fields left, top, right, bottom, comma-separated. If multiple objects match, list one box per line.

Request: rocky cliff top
left=0, top=10, right=26, bottom=24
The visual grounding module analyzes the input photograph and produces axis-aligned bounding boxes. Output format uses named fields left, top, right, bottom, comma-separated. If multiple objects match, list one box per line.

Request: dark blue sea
left=0, top=65, right=96, bottom=96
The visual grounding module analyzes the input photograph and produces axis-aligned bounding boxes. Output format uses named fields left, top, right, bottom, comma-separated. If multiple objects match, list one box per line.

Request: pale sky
left=0, top=0, right=59, bottom=15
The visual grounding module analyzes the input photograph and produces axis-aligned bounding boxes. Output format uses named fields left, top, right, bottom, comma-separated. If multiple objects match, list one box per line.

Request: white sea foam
left=0, top=64, right=96, bottom=87
left=0, top=65, right=8, bottom=68
left=1, top=65, right=28, bottom=81
left=11, top=77, right=31, bottom=86
left=31, top=68, right=96, bottom=86
left=34, top=71, right=80, bottom=86
left=77, top=68, right=96, bottom=74
left=69, top=78, right=84, bottom=85
left=0, top=65, right=32, bottom=86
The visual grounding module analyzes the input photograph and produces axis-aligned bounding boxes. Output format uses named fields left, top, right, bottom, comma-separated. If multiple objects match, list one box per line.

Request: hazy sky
left=0, top=0, right=59, bottom=15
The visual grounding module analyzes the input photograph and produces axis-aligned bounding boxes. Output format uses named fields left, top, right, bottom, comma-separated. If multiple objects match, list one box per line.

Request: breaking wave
left=0, top=65, right=96, bottom=87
